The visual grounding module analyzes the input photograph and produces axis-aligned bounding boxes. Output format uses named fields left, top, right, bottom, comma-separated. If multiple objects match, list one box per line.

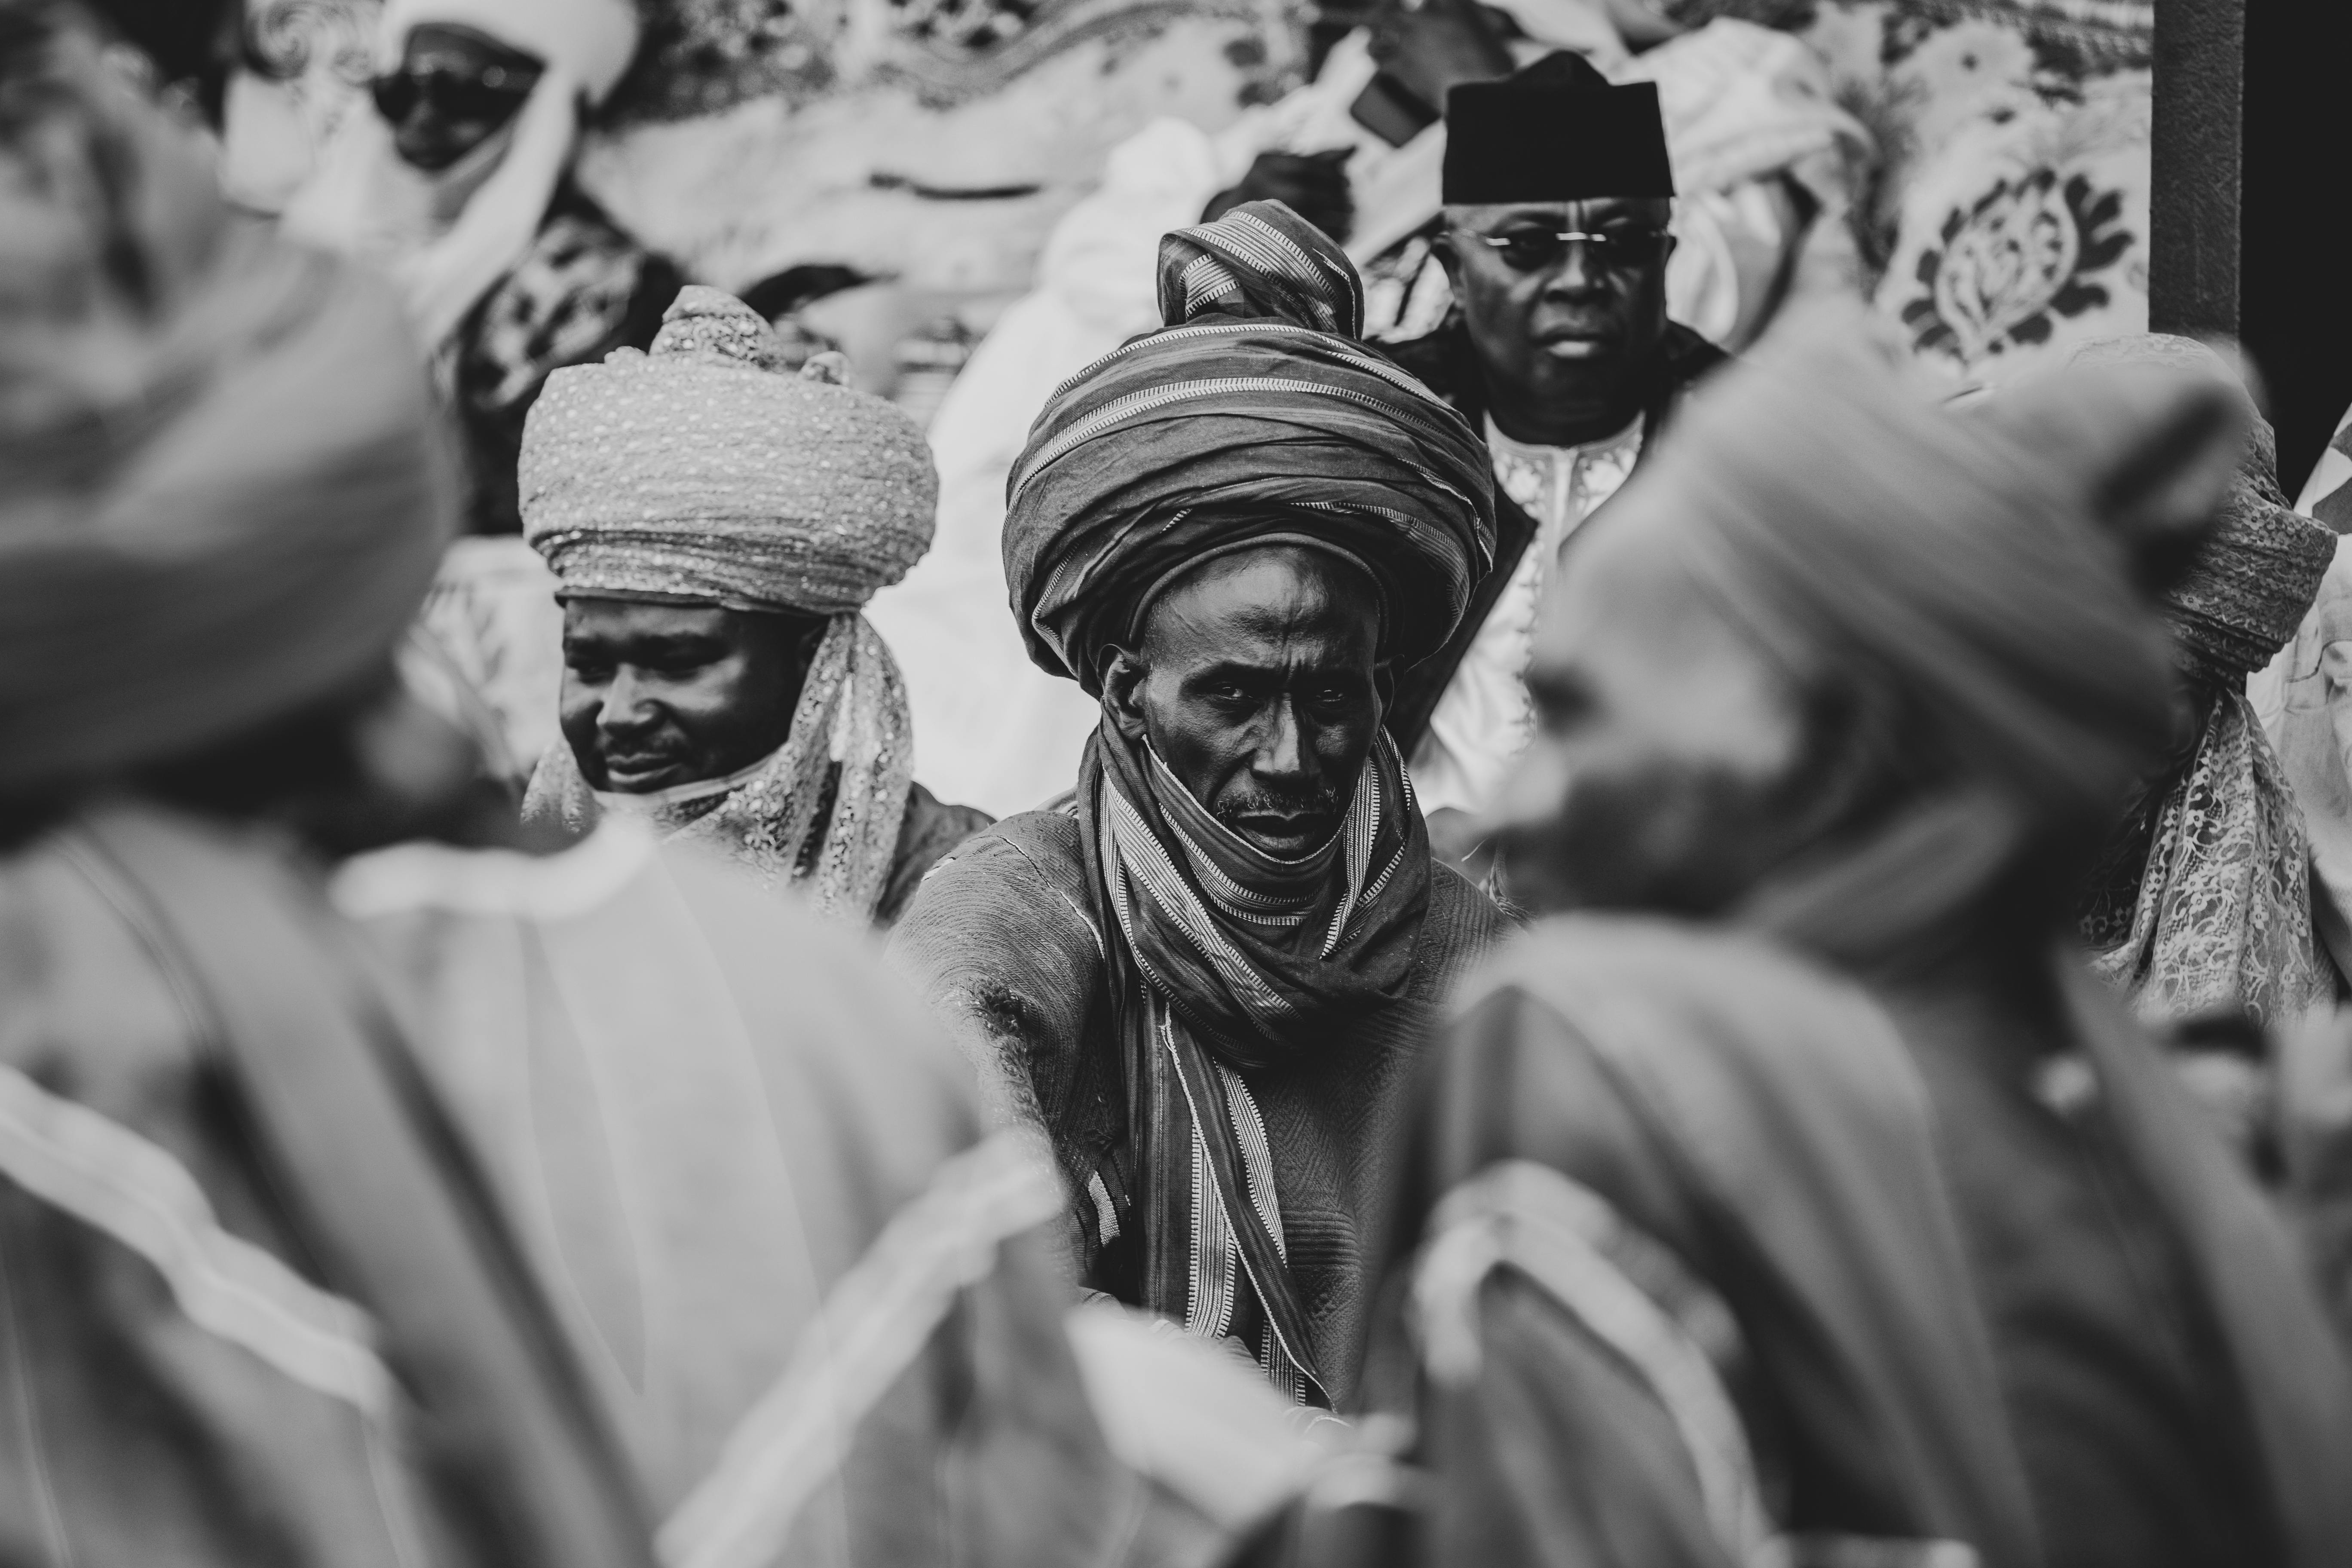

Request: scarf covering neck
left=1076, top=718, right=1431, bottom=1403
left=522, top=615, right=914, bottom=922
left=1002, top=200, right=1494, bottom=695
left=280, top=0, right=640, bottom=349
left=0, top=13, right=453, bottom=796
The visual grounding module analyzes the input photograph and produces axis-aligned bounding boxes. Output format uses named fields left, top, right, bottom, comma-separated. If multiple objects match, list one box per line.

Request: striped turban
left=1002, top=201, right=1495, bottom=693
left=0, top=13, right=455, bottom=797
left=521, top=287, right=937, bottom=615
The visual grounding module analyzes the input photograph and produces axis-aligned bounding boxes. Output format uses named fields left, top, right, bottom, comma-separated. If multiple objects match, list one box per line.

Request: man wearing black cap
left=1385, top=53, right=1727, bottom=860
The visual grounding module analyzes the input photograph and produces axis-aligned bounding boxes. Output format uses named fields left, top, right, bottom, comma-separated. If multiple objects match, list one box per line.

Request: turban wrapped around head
left=521, top=287, right=938, bottom=615
left=2064, top=335, right=2335, bottom=685
left=1575, top=307, right=2247, bottom=962
left=0, top=11, right=456, bottom=797
left=1003, top=200, right=1496, bottom=693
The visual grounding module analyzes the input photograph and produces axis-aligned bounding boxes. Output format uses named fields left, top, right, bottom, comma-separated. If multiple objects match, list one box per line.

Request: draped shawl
left=2068, top=336, right=2337, bottom=1029
left=1001, top=200, right=1495, bottom=693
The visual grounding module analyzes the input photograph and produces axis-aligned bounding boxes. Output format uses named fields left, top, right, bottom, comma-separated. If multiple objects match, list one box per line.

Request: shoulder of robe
left=885, top=811, right=1103, bottom=1093
left=1461, top=914, right=1920, bottom=1125
left=889, top=808, right=1101, bottom=974
left=1416, top=857, right=1518, bottom=989
left=0, top=821, right=218, bottom=1096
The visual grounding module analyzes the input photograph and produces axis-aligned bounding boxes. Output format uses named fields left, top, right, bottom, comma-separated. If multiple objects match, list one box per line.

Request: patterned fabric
left=2086, top=694, right=2328, bottom=1030
left=1073, top=718, right=1434, bottom=1403
left=1003, top=200, right=1494, bottom=693
left=522, top=616, right=916, bottom=924
left=523, top=287, right=937, bottom=615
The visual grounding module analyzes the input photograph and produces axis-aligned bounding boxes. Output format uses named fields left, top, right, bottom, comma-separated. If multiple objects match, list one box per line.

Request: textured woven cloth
left=523, top=287, right=936, bottom=614
left=0, top=21, right=452, bottom=796
left=2065, top=336, right=2334, bottom=1028
left=1002, top=201, right=1494, bottom=693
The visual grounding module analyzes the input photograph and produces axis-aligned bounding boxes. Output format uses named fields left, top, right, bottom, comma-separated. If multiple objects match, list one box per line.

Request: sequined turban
left=1002, top=201, right=1496, bottom=693
left=521, top=287, right=937, bottom=614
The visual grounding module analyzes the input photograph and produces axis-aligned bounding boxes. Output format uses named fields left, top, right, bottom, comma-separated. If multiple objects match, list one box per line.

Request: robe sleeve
left=887, top=821, right=1109, bottom=1279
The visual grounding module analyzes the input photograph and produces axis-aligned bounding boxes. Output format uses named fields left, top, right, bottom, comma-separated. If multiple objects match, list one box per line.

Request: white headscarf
left=282, top=0, right=639, bottom=350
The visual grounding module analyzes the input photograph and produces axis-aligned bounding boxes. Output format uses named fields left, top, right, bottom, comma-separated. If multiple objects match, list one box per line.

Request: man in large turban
left=519, top=286, right=989, bottom=926
left=1279, top=315, right=2352, bottom=1567
left=891, top=202, right=1509, bottom=1409
left=0, top=11, right=651, bottom=1564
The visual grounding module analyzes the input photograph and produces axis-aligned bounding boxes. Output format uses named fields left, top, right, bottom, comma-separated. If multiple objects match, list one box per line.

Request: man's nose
left=1257, top=698, right=1308, bottom=779
left=599, top=670, right=659, bottom=734
left=1544, top=242, right=1607, bottom=296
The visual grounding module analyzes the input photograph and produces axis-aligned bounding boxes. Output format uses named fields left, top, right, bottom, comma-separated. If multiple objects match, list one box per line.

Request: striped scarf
left=1077, top=720, right=1431, bottom=1402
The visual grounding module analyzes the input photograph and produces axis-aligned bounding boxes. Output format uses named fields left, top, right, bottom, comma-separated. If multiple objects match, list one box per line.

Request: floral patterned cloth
left=2086, top=692, right=2330, bottom=1032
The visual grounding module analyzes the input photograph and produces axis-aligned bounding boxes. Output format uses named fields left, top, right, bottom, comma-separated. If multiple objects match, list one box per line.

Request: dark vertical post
left=2242, top=0, right=2352, bottom=496
left=2147, top=0, right=2243, bottom=337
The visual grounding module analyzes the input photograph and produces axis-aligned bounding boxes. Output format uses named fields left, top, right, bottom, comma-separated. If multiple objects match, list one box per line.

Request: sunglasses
left=369, top=62, right=539, bottom=126
left=1455, top=225, right=1671, bottom=274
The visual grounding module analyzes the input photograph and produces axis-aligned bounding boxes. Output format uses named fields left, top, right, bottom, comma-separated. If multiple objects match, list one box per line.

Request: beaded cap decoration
left=520, top=285, right=937, bottom=614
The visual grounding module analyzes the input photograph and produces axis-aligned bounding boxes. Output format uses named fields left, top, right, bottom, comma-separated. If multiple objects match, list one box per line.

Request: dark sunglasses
left=369, top=63, right=539, bottom=125
left=1455, top=225, right=1672, bottom=274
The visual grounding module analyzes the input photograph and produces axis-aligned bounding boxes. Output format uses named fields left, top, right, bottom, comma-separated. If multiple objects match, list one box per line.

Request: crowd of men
left=6, top=2, right=2352, bottom=1567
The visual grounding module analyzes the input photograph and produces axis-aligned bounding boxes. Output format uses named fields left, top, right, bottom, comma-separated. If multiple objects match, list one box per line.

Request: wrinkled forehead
left=1136, top=542, right=1386, bottom=664
left=1444, top=196, right=1675, bottom=234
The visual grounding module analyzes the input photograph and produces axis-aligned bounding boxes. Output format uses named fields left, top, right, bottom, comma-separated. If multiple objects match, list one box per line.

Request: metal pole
left=2147, top=0, right=2243, bottom=337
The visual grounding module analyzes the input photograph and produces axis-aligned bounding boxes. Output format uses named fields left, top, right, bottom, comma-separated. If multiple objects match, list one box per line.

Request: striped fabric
left=656, top=1129, right=1060, bottom=1568
left=1002, top=200, right=1494, bottom=698
left=0, top=1063, right=395, bottom=1418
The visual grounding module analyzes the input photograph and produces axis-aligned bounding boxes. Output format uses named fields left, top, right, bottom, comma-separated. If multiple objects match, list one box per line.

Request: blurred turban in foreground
left=0, top=3, right=454, bottom=799
left=1568, top=306, right=2250, bottom=971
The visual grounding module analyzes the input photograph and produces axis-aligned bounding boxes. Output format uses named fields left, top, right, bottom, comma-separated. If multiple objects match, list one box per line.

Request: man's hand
left=1202, top=148, right=1357, bottom=245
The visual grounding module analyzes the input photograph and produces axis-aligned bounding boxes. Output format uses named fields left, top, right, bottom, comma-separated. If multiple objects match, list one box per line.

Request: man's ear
left=1098, top=645, right=1151, bottom=741
left=1430, top=224, right=1465, bottom=288
left=1373, top=660, right=1396, bottom=716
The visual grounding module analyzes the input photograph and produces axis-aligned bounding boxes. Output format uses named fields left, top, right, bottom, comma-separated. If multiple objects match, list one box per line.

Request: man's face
left=1102, top=545, right=1387, bottom=859
left=1437, top=198, right=1675, bottom=420
left=1486, top=524, right=1814, bottom=914
left=373, top=24, right=541, bottom=173
left=559, top=597, right=824, bottom=794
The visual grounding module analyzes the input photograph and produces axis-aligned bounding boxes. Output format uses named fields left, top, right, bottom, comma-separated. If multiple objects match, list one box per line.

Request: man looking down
left=1335, top=316, right=2352, bottom=1568
left=520, top=287, right=988, bottom=926
left=891, top=203, right=1508, bottom=1409
left=1385, top=51, right=1727, bottom=854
